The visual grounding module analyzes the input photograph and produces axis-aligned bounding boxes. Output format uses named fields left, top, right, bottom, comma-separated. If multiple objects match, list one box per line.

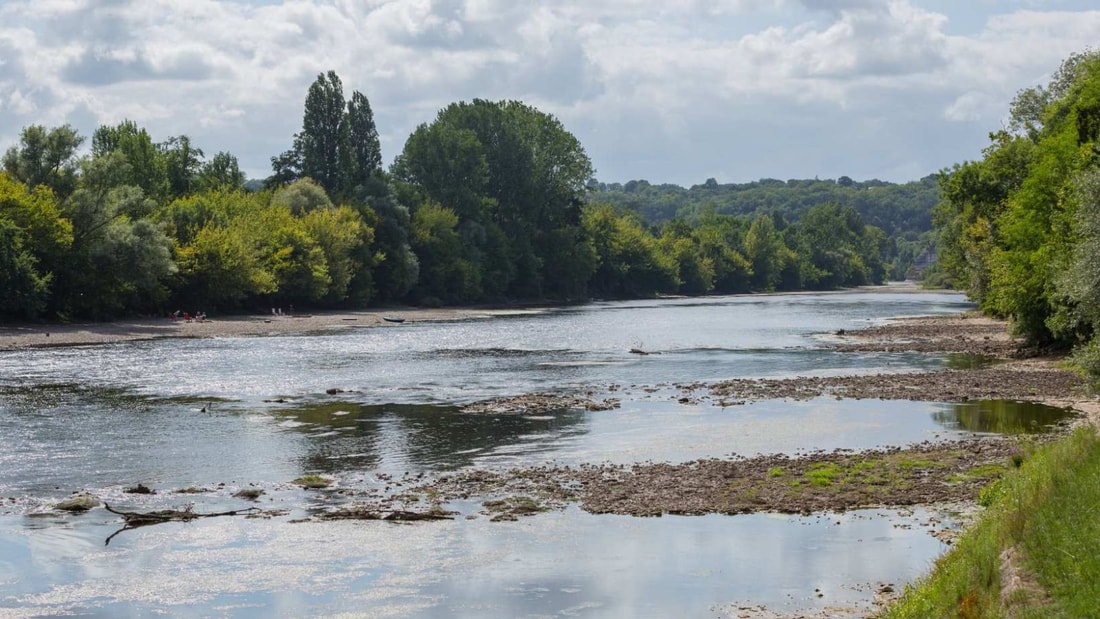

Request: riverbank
left=0, top=306, right=542, bottom=349
left=0, top=282, right=945, bottom=350
left=882, top=426, right=1100, bottom=618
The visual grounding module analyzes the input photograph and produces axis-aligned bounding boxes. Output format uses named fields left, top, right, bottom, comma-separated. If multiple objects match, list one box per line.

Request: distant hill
left=587, top=175, right=940, bottom=239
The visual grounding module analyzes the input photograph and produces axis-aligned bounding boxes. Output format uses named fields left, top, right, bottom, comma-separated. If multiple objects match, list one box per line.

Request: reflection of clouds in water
left=0, top=291, right=980, bottom=615
left=7, top=508, right=945, bottom=616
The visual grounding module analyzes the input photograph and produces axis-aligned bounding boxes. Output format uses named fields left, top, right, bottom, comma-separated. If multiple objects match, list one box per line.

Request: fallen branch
left=104, top=502, right=260, bottom=524
left=103, top=502, right=262, bottom=545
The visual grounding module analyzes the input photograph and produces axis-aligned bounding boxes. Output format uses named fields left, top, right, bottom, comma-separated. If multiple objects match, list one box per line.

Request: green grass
left=897, top=458, right=936, bottom=469
left=292, top=474, right=332, bottom=489
left=881, top=427, right=1100, bottom=618
left=804, top=462, right=842, bottom=487
left=949, top=463, right=1009, bottom=484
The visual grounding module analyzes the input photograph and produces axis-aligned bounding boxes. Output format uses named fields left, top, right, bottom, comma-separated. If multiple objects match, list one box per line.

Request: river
left=0, top=289, right=1071, bottom=617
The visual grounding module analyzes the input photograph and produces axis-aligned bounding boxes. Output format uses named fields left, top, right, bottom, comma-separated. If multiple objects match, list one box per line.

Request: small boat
left=382, top=316, right=406, bottom=324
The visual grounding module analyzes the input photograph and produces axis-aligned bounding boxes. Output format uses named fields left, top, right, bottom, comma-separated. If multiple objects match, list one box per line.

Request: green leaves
left=935, top=50, right=1100, bottom=348
left=0, top=215, right=51, bottom=319
left=2, top=124, right=84, bottom=200
left=273, top=71, right=384, bottom=200
left=396, top=98, right=594, bottom=300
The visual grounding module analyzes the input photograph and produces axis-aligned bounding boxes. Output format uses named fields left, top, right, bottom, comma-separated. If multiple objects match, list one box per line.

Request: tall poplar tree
left=272, top=71, right=384, bottom=199
left=344, top=90, right=383, bottom=190
left=299, top=71, right=346, bottom=196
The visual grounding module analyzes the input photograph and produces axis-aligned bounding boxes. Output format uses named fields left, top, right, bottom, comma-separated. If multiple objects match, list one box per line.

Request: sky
left=1, top=0, right=1098, bottom=188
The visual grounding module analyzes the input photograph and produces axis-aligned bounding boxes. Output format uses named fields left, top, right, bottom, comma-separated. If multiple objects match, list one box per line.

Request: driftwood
left=318, top=507, right=455, bottom=522
left=103, top=502, right=261, bottom=545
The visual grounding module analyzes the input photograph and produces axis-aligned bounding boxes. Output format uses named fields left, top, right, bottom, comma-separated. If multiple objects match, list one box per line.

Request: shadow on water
left=932, top=400, right=1075, bottom=434
left=274, top=402, right=589, bottom=474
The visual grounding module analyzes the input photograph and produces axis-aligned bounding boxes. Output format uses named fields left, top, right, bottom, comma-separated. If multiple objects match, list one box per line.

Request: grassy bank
left=882, top=427, right=1100, bottom=618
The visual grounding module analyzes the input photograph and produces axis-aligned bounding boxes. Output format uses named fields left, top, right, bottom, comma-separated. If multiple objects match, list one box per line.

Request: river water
left=0, top=289, right=1074, bottom=617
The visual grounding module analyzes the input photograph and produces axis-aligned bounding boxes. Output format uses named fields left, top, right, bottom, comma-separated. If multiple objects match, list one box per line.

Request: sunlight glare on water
left=1, top=290, right=1061, bottom=617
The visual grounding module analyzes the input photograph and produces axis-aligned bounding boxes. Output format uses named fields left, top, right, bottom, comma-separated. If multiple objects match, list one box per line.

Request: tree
left=395, top=99, right=594, bottom=299
left=271, top=178, right=333, bottom=215
left=932, top=50, right=1100, bottom=347
left=394, top=123, right=490, bottom=221
left=659, top=220, right=714, bottom=295
left=583, top=204, right=677, bottom=298
left=744, top=214, right=785, bottom=291
left=176, top=222, right=274, bottom=311
left=161, top=135, right=204, bottom=200
left=343, top=90, right=383, bottom=190
left=196, top=152, right=246, bottom=192
left=0, top=172, right=73, bottom=286
left=271, top=72, right=386, bottom=202
left=299, top=71, right=346, bottom=196
left=795, top=203, right=878, bottom=289
left=2, top=124, right=84, bottom=200
left=50, top=151, right=176, bottom=319
left=0, top=217, right=50, bottom=319
left=268, top=138, right=303, bottom=188
left=92, top=120, right=169, bottom=202
left=302, top=205, right=369, bottom=305
left=1009, top=51, right=1096, bottom=141
left=409, top=202, right=478, bottom=303
left=169, top=189, right=277, bottom=311
left=355, top=175, right=417, bottom=303
left=694, top=215, right=752, bottom=294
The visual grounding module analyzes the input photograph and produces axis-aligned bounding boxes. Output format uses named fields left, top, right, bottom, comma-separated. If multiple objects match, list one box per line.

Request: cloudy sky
left=1, top=0, right=1098, bottom=187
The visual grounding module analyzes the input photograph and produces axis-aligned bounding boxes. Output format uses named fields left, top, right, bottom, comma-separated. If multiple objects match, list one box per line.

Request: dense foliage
left=930, top=51, right=1100, bottom=367
left=588, top=174, right=939, bottom=280
left=1, top=71, right=916, bottom=322
left=590, top=175, right=938, bottom=237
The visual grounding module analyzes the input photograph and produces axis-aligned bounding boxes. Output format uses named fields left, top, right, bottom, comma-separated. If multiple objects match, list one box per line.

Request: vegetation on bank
left=2, top=71, right=918, bottom=323
left=886, top=52, right=1100, bottom=615
left=882, top=427, right=1100, bottom=618
left=929, top=50, right=1100, bottom=383
left=588, top=175, right=939, bottom=280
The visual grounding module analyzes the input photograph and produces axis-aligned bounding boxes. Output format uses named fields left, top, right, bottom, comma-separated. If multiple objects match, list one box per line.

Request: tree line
left=928, top=50, right=1100, bottom=383
left=589, top=176, right=938, bottom=281
left=590, top=174, right=938, bottom=237
left=1, top=71, right=904, bottom=322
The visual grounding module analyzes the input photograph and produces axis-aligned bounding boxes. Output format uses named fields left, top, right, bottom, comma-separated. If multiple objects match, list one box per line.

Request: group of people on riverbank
left=169, top=310, right=207, bottom=323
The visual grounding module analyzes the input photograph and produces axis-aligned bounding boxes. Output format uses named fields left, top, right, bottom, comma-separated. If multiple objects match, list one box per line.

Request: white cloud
left=0, top=0, right=1098, bottom=185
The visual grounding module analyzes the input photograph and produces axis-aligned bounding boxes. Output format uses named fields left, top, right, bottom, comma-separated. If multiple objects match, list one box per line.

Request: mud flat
left=389, top=313, right=1094, bottom=521
left=392, top=437, right=1025, bottom=521
left=833, top=311, right=1019, bottom=357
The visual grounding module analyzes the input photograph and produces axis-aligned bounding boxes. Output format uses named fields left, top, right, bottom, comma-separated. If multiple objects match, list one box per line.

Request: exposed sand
left=0, top=282, right=953, bottom=350
left=0, top=306, right=544, bottom=350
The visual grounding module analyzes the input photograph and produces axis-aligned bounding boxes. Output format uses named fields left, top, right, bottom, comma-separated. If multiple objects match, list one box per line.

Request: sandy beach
left=0, top=283, right=948, bottom=350
left=0, top=306, right=543, bottom=350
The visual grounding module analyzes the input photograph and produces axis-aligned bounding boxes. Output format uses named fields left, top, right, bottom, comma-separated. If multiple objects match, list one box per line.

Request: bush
left=1070, top=335, right=1100, bottom=392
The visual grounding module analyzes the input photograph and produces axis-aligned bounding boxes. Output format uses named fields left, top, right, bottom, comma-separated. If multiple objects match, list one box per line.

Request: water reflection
left=0, top=291, right=1001, bottom=616
left=0, top=507, right=949, bottom=618
left=277, top=402, right=589, bottom=473
left=932, top=400, right=1074, bottom=434
left=269, top=397, right=1072, bottom=477
left=943, top=353, right=1002, bottom=370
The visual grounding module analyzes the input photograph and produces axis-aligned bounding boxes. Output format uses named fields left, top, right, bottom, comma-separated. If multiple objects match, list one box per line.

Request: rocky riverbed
left=314, top=312, right=1093, bottom=525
